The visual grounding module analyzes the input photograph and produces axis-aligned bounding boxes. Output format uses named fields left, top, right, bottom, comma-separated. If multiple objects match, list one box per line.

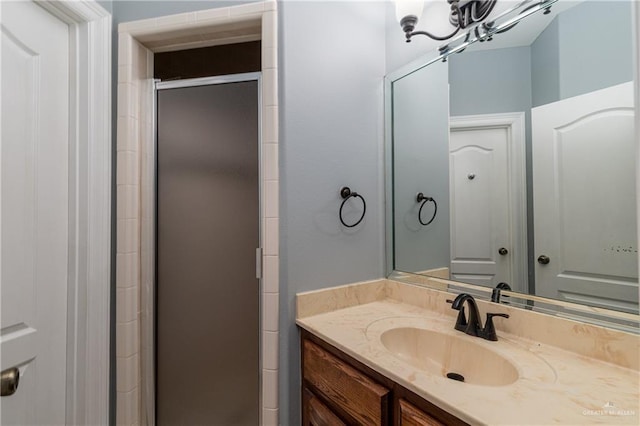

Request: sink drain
left=446, top=372, right=465, bottom=382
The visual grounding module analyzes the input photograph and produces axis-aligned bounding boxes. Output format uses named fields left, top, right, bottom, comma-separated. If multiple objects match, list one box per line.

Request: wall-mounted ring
left=416, top=192, right=437, bottom=226
left=339, top=187, right=366, bottom=228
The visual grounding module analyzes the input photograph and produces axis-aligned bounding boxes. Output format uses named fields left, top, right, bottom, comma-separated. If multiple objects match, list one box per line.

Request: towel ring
left=339, top=187, right=366, bottom=228
left=416, top=192, right=437, bottom=226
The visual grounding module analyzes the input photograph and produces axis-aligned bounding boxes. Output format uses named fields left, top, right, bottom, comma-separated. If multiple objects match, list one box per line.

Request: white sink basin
left=380, top=327, right=520, bottom=386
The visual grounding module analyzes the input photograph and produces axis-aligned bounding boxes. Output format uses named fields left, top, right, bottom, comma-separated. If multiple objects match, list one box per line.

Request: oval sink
left=380, top=327, right=520, bottom=386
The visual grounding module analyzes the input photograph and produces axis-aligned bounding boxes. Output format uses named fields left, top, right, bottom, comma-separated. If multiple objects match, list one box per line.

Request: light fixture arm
left=401, top=14, right=462, bottom=42
left=400, top=0, right=497, bottom=43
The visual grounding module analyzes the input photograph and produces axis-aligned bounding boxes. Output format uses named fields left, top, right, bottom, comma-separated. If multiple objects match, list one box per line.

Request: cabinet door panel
left=303, top=388, right=346, bottom=426
left=399, top=399, right=444, bottom=426
left=303, top=340, right=389, bottom=425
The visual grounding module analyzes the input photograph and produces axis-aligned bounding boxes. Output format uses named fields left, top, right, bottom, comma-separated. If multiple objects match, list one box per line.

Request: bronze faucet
left=447, top=293, right=509, bottom=341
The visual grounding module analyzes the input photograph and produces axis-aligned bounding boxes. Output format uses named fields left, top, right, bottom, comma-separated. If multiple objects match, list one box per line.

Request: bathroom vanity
left=301, top=330, right=466, bottom=425
left=297, top=279, right=639, bottom=425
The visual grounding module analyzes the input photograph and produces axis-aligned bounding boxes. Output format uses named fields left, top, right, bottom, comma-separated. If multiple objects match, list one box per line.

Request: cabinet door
left=399, top=399, right=445, bottom=426
left=303, top=339, right=390, bottom=425
left=303, top=388, right=346, bottom=426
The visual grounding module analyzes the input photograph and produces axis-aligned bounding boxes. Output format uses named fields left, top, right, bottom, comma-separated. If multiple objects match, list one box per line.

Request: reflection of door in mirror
left=449, top=113, right=527, bottom=293
left=533, top=82, right=638, bottom=313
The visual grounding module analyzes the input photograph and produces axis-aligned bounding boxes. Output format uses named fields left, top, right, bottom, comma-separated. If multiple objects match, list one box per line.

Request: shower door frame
left=116, top=4, right=280, bottom=424
left=149, top=72, right=263, bottom=424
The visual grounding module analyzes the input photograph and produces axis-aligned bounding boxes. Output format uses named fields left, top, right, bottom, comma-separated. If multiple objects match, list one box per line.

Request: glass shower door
left=156, top=77, right=260, bottom=425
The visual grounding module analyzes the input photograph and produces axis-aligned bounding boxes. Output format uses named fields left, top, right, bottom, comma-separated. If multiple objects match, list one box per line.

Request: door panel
left=156, top=80, right=260, bottom=425
left=449, top=119, right=525, bottom=290
left=532, top=82, right=638, bottom=312
left=1, top=1, right=69, bottom=424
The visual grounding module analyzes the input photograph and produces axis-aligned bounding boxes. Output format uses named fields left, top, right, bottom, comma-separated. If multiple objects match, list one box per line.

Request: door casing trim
left=449, top=112, right=528, bottom=292
left=33, top=1, right=112, bottom=424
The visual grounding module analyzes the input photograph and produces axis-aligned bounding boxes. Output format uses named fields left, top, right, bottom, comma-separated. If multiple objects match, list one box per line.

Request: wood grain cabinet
left=398, top=399, right=445, bottom=426
left=300, top=330, right=468, bottom=426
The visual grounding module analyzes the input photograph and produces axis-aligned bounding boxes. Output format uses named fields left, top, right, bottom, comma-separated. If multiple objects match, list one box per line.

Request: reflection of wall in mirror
left=446, top=0, right=633, bottom=292
left=393, top=62, right=450, bottom=273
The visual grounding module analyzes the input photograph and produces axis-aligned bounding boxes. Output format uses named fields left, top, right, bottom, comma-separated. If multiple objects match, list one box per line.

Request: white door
left=532, top=82, right=638, bottom=313
left=449, top=113, right=527, bottom=292
left=1, top=1, right=70, bottom=424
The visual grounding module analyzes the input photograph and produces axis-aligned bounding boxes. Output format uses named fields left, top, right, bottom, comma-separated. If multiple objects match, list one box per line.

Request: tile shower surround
left=116, top=2, right=279, bottom=424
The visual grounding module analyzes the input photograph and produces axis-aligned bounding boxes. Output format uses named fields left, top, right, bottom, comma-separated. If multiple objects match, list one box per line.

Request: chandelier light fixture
left=396, top=0, right=498, bottom=42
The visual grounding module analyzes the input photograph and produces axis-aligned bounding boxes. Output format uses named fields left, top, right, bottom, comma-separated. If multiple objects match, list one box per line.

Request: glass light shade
left=395, top=0, right=425, bottom=22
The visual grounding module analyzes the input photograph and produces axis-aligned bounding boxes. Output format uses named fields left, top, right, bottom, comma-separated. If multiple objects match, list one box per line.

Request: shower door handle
left=256, top=248, right=263, bottom=279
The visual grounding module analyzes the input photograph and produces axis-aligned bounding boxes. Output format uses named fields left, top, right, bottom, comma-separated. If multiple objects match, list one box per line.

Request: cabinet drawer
left=303, top=387, right=346, bottom=426
left=399, top=399, right=445, bottom=426
left=303, top=339, right=390, bottom=425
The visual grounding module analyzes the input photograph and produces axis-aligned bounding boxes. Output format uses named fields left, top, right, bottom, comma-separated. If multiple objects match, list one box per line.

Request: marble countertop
left=296, top=281, right=639, bottom=425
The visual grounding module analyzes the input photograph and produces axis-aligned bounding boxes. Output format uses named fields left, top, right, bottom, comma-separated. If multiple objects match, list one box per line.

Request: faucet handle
left=482, top=313, right=510, bottom=341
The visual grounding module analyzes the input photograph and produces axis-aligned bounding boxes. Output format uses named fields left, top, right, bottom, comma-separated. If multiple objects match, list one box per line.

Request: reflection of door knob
left=537, top=255, right=550, bottom=265
left=498, top=247, right=508, bottom=255
left=1, top=367, right=20, bottom=397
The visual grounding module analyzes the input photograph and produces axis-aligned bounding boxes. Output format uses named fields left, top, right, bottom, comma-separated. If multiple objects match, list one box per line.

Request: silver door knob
left=498, top=247, right=508, bottom=255
left=537, top=255, right=550, bottom=265
left=1, top=367, right=20, bottom=397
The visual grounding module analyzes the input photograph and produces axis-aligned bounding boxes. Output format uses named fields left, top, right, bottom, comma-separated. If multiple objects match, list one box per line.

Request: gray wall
left=531, top=18, right=560, bottom=107
left=449, top=47, right=532, bottom=117
left=111, top=1, right=386, bottom=425
left=279, top=2, right=386, bottom=423
left=532, top=0, right=633, bottom=107
left=393, top=63, right=450, bottom=273
left=558, top=0, right=633, bottom=101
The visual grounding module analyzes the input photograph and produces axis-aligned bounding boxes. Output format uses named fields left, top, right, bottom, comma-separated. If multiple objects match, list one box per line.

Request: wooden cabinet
left=303, top=387, right=346, bottom=426
left=303, top=339, right=390, bottom=425
left=398, top=399, right=444, bottom=426
left=300, top=329, right=468, bottom=426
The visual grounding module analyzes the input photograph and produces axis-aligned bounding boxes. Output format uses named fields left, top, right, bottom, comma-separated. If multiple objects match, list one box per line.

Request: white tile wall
left=262, top=69, right=278, bottom=107
left=116, top=286, right=138, bottom=324
left=117, top=185, right=139, bottom=219
left=194, top=7, right=230, bottom=22
left=263, top=142, right=279, bottom=180
left=117, top=353, right=140, bottom=392
left=262, top=46, right=277, bottom=70
left=262, top=293, right=279, bottom=332
left=116, top=151, right=139, bottom=185
left=263, top=256, right=279, bottom=294
left=116, top=116, right=138, bottom=152
left=264, top=180, right=279, bottom=218
left=117, top=320, right=139, bottom=358
left=262, top=408, right=279, bottom=426
left=262, top=331, right=279, bottom=370
left=261, top=369, right=279, bottom=409
left=264, top=218, right=279, bottom=256
left=116, top=253, right=139, bottom=288
left=116, top=2, right=279, bottom=425
left=263, top=106, right=279, bottom=143
left=116, top=219, right=139, bottom=254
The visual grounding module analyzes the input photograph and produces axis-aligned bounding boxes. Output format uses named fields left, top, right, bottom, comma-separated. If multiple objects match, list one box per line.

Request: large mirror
left=387, top=0, right=639, bottom=316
